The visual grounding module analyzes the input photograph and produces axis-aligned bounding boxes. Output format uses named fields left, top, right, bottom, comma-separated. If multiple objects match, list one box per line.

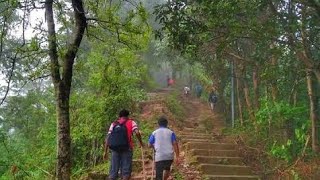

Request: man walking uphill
left=104, top=109, right=144, bottom=180
left=148, top=116, right=180, bottom=180
left=195, top=84, right=203, bottom=98
left=208, top=90, right=218, bottom=111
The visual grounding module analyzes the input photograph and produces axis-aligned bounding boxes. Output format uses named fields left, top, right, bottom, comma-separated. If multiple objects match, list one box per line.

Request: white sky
left=0, top=8, right=47, bottom=97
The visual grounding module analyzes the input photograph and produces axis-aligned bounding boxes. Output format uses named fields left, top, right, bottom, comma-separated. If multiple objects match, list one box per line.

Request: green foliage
left=172, top=169, right=184, bottom=180
left=256, top=99, right=308, bottom=128
left=0, top=90, right=56, bottom=179
left=0, top=0, right=153, bottom=179
left=255, top=98, right=310, bottom=162
left=70, top=40, right=150, bottom=176
left=164, top=92, right=185, bottom=121
left=189, top=63, right=212, bottom=86
left=290, top=170, right=301, bottom=180
left=270, top=139, right=294, bottom=162
left=132, top=120, right=154, bottom=159
left=1, top=0, right=319, bottom=178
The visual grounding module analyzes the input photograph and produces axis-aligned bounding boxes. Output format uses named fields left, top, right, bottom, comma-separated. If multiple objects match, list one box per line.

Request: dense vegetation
left=155, top=0, right=320, bottom=177
left=0, top=0, right=319, bottom=179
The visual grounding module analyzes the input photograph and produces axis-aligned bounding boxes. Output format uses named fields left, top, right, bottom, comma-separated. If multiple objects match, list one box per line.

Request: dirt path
left=131, top=92, right=207, bottom=180
left=86, top=90, right=260, bottom=179
left=176, top=95, right=260, bottom=180
left=131, top=92, right=252, bottom=180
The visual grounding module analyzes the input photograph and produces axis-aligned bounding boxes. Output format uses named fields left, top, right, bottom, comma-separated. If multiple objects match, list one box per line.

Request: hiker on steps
left=148, top=116, right=180, bottom=180
left=103, top=109, right=144, bottom=180
left=184, top=86, right=190, bottom=97
left=208, top=89, right=218, bottom=112
left=195, top=84, right=203, bottom=98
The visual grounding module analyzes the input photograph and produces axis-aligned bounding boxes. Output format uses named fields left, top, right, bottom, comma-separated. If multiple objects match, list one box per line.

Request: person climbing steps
left=148, top=116, right=180, bottom=180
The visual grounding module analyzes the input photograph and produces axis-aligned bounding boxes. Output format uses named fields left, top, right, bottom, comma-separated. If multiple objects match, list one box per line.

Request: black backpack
left=108, top=120, right=129, bottom=152
left=212, top=95, right=218, bottom=103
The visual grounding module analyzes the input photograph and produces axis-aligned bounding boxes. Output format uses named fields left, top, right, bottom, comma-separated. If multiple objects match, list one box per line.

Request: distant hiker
left=184, top=86, right=190, bottom=97
left=148, top=116, right=180, bottom=180
left=208, top=90, right=218, bottom=111
left=168, top=78, right=174, bottom=87
left=104, top=109, right=144, bottom=180
left=195, top=84, right=203, bottom=98
left=167, top=75, right=170, bottom=87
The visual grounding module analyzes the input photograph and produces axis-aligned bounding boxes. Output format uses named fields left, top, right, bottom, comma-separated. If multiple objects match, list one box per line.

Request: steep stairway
left=130, top=155, right=155, bottom=180
left=179, top=120, right=260, bottom=180
left=85, top=92, right=260, bottom=180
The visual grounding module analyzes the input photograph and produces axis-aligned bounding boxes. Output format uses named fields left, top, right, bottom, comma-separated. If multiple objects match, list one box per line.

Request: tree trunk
left=307, top=70, right=320, bottom=152
left=235, top=63, right=244, bottom=125
left=243, top=80, right=255, bottom=122
left=242, top=65, right=255, bottom=122
left=56, top=90, right=72, bottom=179
left=252, top=65, right=260, bottom=110
left=236, top=77, right=244, bottom=125
left=45, top=0, right=86, bottom=179
left=289, top=78, right=299, bottom=106
left=270, top=53, right=278, bottom=102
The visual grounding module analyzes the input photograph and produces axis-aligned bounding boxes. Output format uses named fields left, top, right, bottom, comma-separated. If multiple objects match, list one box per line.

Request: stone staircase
left=130, top=152, right=156, bottom=180
left=180, top=125, right=260, bottom=180
left=86, top=96, right=261, bottom=180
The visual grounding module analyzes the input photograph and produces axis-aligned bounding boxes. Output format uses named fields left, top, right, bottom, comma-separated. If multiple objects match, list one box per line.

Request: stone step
left=131, top=175, right=155, bottom=180
left=204, top=175, right=260, bottom=180
left=179, top=134, right=214, bottom=140
left=219, top=138, right=235, bottom=143
left=179, top=132, right=212, bottom=136
left=132, top=160, right=153, bottom=172
left=185, top=142, right=236, bottom=150
left=191, top=149, right=238, bottom=157
left=182, top=128, right=209, bottom=134
left=181, top=138, right=217, bottom=144
left=195, top=156, right=243, bottom=165
left=200, top=164, right=254, bottom=176
left=87, top=172, right=108, bottom=180
left=184, top=127, right=206, bottom=130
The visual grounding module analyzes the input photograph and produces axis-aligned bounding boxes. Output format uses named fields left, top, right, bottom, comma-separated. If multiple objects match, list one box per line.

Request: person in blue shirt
left=195, top=84, right=203, bottom=98
left=148, top=116, right=180, bottom=180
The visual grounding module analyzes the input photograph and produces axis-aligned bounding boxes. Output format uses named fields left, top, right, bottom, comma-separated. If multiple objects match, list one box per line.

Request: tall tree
left=45, top=0, right=86, bottom=179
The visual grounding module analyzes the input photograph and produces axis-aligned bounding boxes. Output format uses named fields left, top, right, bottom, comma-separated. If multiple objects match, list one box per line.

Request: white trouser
left=210, top=102, right=215, bottom=110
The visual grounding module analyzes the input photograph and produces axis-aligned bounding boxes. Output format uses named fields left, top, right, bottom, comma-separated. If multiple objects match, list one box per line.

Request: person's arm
left=171, top=132, right=180, bottom=163
left=103, top=123, right=114, bottom=160
left=132, top=120, right=144, bottom=147
left=134, top=129, right=144, bottom=147
left=173, top=141, right=180, bottom=159
left=148, top=133, right=155, bottom=148
left=103, top=136, right=109, bottom=160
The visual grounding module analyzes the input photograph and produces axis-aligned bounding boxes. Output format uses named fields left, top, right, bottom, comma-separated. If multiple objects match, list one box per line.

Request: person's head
left=158, top=116, right=168, bottom=127
left=119, top=109, right=130, bottom=118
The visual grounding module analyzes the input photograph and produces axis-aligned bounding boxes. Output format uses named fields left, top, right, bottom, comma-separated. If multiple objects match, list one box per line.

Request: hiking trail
left=131, top=89, right=260, bottom=180
left=86, top=89, right=260, bottom=179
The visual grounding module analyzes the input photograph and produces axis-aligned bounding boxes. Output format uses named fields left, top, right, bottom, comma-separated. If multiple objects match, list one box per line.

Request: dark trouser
left=109, top=150, right=133, bottom=180
left=155, top=160, right=173, bottom=180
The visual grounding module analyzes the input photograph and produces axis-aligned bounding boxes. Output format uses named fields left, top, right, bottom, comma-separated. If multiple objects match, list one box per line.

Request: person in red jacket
left=104, top=109, right=144, bottom=180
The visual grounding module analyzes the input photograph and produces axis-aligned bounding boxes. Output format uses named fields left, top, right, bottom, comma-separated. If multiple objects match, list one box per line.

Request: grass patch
left=200, top=116, right=214, bottom=131
left=172, top=169, right=184, bottom=180
left=164, top=92, right=185, bottom=122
